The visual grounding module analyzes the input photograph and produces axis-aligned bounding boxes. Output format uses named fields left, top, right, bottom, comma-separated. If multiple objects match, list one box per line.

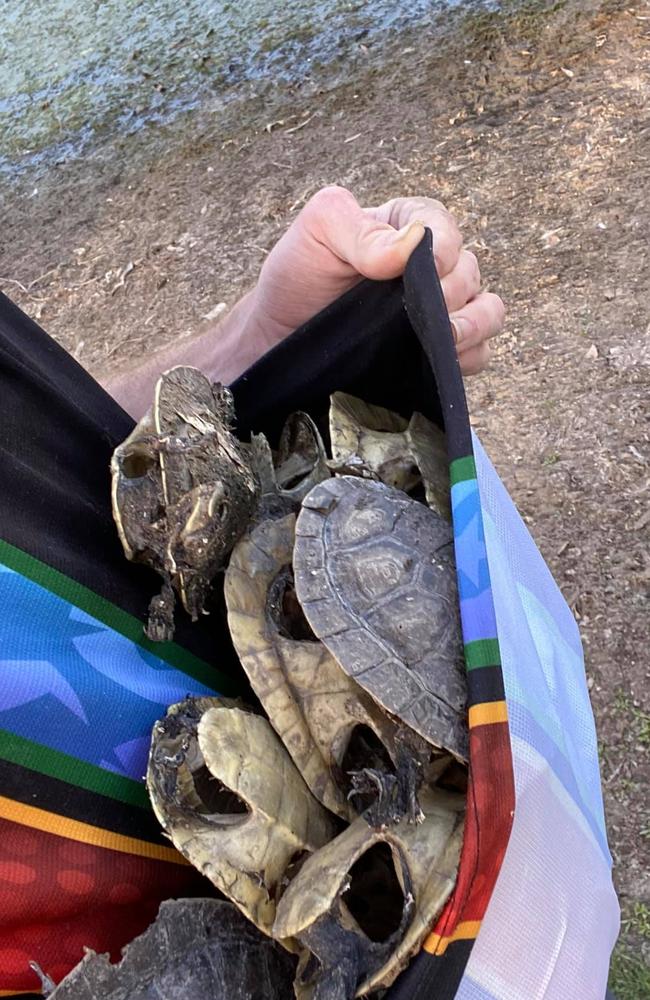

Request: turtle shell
left=273, top=787, right=465, bottom=997
left=328, top=392, right=450, bottom=518
left=293, top=477, right=468, bottom=761
left=225, top=512, right=439, bottom=823
left=48, top=899, right=297, bottom=1000
left=147, top=696, right=338, bottom=939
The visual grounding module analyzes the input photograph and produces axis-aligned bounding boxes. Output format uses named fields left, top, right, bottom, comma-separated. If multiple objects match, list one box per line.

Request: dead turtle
left=147, top=696, right=339, bottom=939
left=46, top=899, right=297, bottom=1000
left=225, top=512, right=447, bottom=824
left=273, top=786, right=465, bottom=999
left=293, top=476, right=468, bottom=762
left=328, top=392, right=450, bottom=518
left=111, top=366, right=329, bottom=640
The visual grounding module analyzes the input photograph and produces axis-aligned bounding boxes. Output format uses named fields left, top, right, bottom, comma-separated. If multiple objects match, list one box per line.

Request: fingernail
left=450, top=317, right=471, bottom=345
left=393, top=220, right=426, bottom=247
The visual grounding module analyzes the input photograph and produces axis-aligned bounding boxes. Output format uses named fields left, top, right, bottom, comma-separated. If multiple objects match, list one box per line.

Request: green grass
left=633, top=708, right=650, bottom=746
left=622, top=903, right=650, bottom=941
left=608, top=945, right=650, bottom=999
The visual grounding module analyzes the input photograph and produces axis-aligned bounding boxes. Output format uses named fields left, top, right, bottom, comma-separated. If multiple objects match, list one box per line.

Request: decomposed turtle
left=47, top=899, right=297, bottom=1000
left=293, top=476, right=468, bottom=762
left=147, top=696, right=339, bottom=939
left=328, top=392, right=450, bottom=518
left=111, top=366, right=329, bottom=640
left=225, top=512, right=445, bottom=824
left=111, top=367, right=260, bottom=640
left=273, top=786, right=465, bottom=999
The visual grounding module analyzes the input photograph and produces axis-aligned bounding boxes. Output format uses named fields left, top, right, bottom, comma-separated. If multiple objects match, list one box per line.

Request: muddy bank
left=1, top=0, right=649, bottom=984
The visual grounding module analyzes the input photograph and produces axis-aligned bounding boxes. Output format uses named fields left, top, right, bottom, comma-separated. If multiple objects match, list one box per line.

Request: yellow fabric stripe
left=0, top=795, right=186, bottom=865
left=423, top=919, right=482, bottom=956
left=0, top=991, right=38, bottom=996
left=468, top=700, right=508, bottom=727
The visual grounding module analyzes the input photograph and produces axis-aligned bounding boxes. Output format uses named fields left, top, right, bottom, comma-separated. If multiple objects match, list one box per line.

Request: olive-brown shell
left=147, top=696, right=338, bottom=940
left=328, top=392, right=450, bottom=518
left=274, top=787, right=465, bottom=996
left=225, top=513, right=434, bottom=821
left=293, top=477, right=468, bottom=761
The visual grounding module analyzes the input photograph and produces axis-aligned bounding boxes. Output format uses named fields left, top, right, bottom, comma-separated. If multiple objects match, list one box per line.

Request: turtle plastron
left=225, top=512, right=435, bottom=823
left=147, top=696, right=338, bottom=941
left=273, top=787, right=465, bottom=999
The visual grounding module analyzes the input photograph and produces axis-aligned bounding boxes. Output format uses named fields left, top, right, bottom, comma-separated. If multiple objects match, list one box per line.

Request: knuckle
left=305, top=185, right=355, bottom=218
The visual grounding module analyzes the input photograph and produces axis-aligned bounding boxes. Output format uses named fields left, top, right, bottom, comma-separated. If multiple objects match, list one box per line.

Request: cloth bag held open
left=0, top=231, right=618, bottom=998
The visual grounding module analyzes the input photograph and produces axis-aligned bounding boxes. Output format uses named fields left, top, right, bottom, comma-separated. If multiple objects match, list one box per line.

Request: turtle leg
left=145, top=579, right=176, bottom=642
left=348, top=768, right=400, bottom=828
left=346, top=727, right=426, bottom=827
left=298, top=922, right=364, bottom=1000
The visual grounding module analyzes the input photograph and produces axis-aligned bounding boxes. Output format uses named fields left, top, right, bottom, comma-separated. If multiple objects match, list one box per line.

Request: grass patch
left=608, top=944, right=650, bottom=999
left=622, top=902, right=650, bottom=941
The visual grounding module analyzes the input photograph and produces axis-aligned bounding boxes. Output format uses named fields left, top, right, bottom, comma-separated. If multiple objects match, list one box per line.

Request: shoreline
left=1, top=0, right=649, bottom=986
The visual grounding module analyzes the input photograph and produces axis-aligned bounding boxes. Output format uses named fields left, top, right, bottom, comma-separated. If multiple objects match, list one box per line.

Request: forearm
left=101, top=289, right=275, bottom=420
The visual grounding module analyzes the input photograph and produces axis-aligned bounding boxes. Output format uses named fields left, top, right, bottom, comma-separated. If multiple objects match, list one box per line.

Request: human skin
left=105, top=186, right=505, bottom=420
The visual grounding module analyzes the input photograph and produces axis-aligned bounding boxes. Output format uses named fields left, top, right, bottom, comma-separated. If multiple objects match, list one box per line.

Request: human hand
left=249, top=186, right=505, bottom=375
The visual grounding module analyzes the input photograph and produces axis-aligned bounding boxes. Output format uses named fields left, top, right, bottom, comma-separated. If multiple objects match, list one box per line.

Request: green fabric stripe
left=450, top=455, right=477, bottom=486
left=0, top=730, right=150, bottom=809
left=464, top=638, right=502, bottom=670
left=0, top=537, right=237, bottom=693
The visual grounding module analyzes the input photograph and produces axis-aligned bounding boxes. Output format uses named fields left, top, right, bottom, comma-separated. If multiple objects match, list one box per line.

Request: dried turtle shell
left=47, top=898, right=297, bottom=1000
left=250, top=411, right=330, bottom=517
left=293, top=477, right=468, bottom=761
left=147, top=696, right=338, bottom=939
left=276, top=412, right=331, bottom=502
left=225, top=512, right=441, bottom=823
left=273, top=787, right=465, bottom=998
left=111, top=366, right=259, bottom=639
left=328, top=392, right=450, bottom=518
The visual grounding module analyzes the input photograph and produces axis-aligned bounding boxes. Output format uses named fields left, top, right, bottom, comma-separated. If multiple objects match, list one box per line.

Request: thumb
left=306, top=186, right=426, bottom=279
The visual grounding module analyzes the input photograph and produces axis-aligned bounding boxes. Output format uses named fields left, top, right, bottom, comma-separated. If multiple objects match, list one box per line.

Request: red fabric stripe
left=429, top=721, right=514, bottom=945
left=0, top=817, right=211, bottom=993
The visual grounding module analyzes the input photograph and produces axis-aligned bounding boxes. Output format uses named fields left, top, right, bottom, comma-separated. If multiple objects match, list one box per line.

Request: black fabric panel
left=467, top=665, right=507, bottom=705
left=388, top=939, right=474, bottom=999
left=403, top=230, right=472, bottom=462
left=231, top=275, right=441, bottom=444
left=0, top=758, right=167, bottom=845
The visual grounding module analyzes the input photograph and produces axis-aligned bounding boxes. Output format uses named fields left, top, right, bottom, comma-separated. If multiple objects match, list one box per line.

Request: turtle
left=293, top=476, right=468, bottom=762
left=273, top=786, right=465, bottom=999
left=46, top=899, right=297, bottom=1000
left=147, top=696, right=339, bottom=940
left=328, top=392, right=450, bottom=518
left=225, top=511, right=450, bottom=825
left=111, top=365, right=329, bottom=640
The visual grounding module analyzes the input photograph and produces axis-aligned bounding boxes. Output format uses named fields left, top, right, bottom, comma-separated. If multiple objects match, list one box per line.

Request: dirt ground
left=1, top=0, right=648, bottom=987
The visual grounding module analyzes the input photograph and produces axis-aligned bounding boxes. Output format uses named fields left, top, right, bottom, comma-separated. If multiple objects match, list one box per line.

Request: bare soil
left=1, top=0, right=648, bottom=976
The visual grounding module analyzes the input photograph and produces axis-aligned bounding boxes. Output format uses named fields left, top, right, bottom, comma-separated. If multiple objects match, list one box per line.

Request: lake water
left=0, top=0, right=466, bottom=180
